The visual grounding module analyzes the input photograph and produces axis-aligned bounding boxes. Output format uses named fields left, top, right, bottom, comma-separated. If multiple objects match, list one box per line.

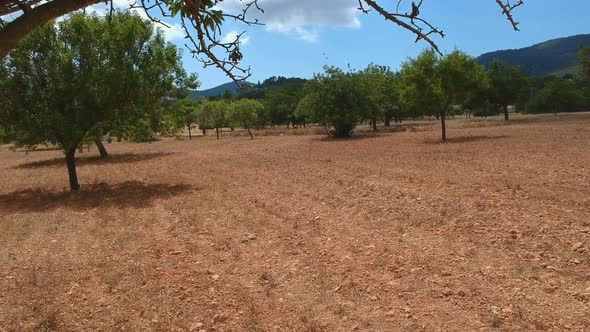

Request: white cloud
left=221, top=30, right=251, bottom=46
left=158, top=23, right=185, bottom=41
left=217, top=0, right=361, bottom=42
left=84, top=0, right=185, bottom=41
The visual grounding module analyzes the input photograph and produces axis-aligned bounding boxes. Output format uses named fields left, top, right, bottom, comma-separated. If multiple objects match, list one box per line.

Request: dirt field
left=1, top=114, right=589, bottom=331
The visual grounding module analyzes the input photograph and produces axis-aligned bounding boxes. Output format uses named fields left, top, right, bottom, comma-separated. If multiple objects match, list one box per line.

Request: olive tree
left=298, top=66, right=370, bottom=138
left=0, top=12, right=193, bottom=190
left=487, top=60, right=530, bottom=120
left=400, top=50, right=488, bottom=142
left=175, top=99, right=201, bottom=139
left=525, top=79, right=584, bottom=115
left=229, top=99, right=263, bottom=139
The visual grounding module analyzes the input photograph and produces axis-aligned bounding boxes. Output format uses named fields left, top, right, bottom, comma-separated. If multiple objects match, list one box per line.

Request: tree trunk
left=0, top=0, right=102, bottom=59
left=247, top=126, right=254, bottom=139
left=216, top=127, right=219, bottom=139
left=372, top=117, right=378, bottom=131
left=384, top=115, right=391, bottom=127
left=95, top=138, right=108, bottom=158
left=503, top=104, right=509, bottom=121
left=440, top=111, right=447, bottom=142
left=65, top=147, right=80, bottom=191
left=188, top=123, right=192, bottom=140
left=202, top=128, right=207, bottom=135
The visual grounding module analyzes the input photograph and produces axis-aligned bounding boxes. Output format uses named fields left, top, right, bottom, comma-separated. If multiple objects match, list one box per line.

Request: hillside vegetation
left=477, top=34, right=590, bottom=77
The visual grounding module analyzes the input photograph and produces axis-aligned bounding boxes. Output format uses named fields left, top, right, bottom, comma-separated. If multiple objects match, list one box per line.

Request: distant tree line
left=192, top=47, right=589, bottom=140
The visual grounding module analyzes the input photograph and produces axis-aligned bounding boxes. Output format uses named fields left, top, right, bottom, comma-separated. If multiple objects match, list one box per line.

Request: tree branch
left=0, top=0, right=102, bottom=58
left=495, top=0, right=524, bottom=31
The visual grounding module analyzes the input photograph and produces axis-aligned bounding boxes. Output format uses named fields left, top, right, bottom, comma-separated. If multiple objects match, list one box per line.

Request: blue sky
left=189, top=0, right=590, bottom=89
left=24, top=0, right=590, bottom=89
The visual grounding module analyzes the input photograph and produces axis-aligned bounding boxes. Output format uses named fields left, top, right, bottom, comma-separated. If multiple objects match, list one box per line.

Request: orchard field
left=1, top=114, right=589, bottom=331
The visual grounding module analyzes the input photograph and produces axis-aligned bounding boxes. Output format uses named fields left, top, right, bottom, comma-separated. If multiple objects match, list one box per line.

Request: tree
left=1, top=1, right=525, bottom=81
left=264, top=82, right=305, bottom=128
left=202, top=100, right=229, bottom=139
left=362, top=64, right=386, bottom=131
left=194, top=101, right=214, bottom=136
left=228, top=99, right=263, bottom=139
left=176, top=99, right=200, bottom=139
left=580, top=47, right=590, bottom=82
left=298, top=66, right=370, bottom=138
left=525, top=79, right=584, bottom=115
left=399, top=50, right=446, bottom=133
left=400, top=50, right=488, bottom=142
left=437, top=50, right=488, bottom=140
left=487, top=60, right=529, bottom=120
left=579, top=47, right=590, bottom=107
left=0, top=12, right=192, bottom=191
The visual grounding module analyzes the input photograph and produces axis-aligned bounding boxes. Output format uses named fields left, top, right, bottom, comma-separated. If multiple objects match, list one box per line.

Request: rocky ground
left=0, top=114, right=589, bottom=331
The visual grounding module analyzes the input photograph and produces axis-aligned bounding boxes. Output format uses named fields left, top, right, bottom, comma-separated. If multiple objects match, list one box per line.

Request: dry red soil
left=1, top=115, right=589, bottom=331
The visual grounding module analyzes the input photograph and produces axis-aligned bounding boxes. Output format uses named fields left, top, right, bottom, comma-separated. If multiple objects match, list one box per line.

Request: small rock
left=212, top=312, right=229, bottom=324
left=442, top=288, right=453, bottom=297
left=385, top=310, right=396, bottom=317
left=572, top=242, right=584, bottom=251
left=211, top=274, right=220, bottom=281
left=190, top=322, right=204, bottom=331
left=248, top=233, right=257, bottom=240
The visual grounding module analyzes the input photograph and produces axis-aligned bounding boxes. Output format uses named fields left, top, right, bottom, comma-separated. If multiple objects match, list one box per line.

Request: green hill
left=190, top=76, right=307, bottom=100
left=190, top=81, right=255, bottom=99
left=477, top=34, right=590, bottom=77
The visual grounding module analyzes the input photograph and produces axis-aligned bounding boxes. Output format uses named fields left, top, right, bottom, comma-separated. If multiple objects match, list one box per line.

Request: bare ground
left=0, top=114, right=589, bottom=331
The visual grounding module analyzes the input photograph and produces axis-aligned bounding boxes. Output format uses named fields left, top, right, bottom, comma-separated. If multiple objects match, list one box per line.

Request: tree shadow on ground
left=423, top=135, right=510, bottom=144
left=310, top=132, right=385, bottom=142
left=14, top=152, right=175, bottom=169
left=0, top=181, right=195, bottom=213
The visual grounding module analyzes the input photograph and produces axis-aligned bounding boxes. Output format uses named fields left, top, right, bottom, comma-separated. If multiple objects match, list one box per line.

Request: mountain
left=477, top=34, right=590, bottom=77
left=190, top=76, right=307, bottom=100
left=190, top=81, right=255, bottom=99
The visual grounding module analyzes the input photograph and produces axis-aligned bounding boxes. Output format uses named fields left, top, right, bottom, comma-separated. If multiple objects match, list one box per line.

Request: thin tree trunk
left=372, top=117, right=378, bottom=131
left=216, top=127, right=219, bottom=139
left=95, top=138, right=108, bottom=158
left=247, top=126, right=254, bottom=139
left=65, top=147, right=80, bottom=191
left=503, top=104, right=509, bottom=121
left=188, top=123, right=192, bottom=140
left=202, top=128, right=207, bottom=135
left=440, top=111, right=447, bottom=142
left=384, top=115, right=391, bottom=127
